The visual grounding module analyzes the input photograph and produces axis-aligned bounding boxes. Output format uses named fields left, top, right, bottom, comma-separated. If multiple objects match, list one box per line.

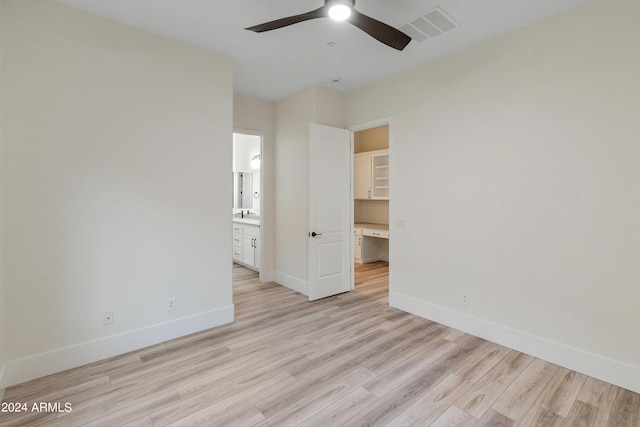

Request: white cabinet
left=354, top=149, right=389, bottom=200
left=243, top=224, right=260, bottom=270
left=354, top=226, right=386, bottom=263
left=354, top=225, right=390, bottom=263
left=232, top=223, right=243, bottom=262
left=354, top=155, right=372, bottom=200
left=232, top=222, right=260, bottom=271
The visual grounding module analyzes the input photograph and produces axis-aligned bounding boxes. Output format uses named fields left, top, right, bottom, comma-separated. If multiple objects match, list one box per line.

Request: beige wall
left=354, top=125, right=389, bottom=153
left=233, top=95, right=276, bottom=281
left=1, top=0, right=233, bottom=387
left=0, top=0, right=6, bottom=400
left=354, top=200, right=389, bottom=225
left=345, top=0, right=640, bottom=392
left=274, top=85, right=344, bottom=292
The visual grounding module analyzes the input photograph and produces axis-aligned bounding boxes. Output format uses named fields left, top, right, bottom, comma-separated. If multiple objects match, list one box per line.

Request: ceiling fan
left=245, top=0, right=412, bottom=51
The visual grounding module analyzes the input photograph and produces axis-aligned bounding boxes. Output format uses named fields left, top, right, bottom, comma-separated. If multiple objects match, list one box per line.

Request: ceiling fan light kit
left=245, top=0, right=411, bottom=51
left=328, top=0, right=353, bottom=21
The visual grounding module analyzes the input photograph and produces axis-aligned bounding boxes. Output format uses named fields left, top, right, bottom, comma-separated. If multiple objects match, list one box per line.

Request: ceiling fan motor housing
left=325, top=0, right=355, bottom=7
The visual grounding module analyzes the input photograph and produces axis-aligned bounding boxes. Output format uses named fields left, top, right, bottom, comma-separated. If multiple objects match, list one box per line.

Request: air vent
left=399, top=6, right=459, bottom=44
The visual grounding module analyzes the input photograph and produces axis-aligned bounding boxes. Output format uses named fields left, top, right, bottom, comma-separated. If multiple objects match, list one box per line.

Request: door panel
left=308, top=123, right=352, bottom=301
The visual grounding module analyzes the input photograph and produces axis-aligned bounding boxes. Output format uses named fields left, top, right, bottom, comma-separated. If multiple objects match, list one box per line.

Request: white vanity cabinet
left=354, top=149, right=389, bottom=200
left=232, top=221, right=260, bottom=271
left=232, top=223, right=243, bottom=262
left=242, top=224, right=261, bottom=270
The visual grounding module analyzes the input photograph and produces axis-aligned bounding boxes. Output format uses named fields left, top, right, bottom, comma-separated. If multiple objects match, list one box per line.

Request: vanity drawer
left=232, top=224, right=243, bottom=233
left=232, top=247, right=242, bottom=261
left=233, top=232, right=243, bottom=248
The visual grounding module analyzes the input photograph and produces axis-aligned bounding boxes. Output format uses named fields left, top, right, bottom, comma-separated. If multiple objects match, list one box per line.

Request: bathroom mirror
left=233, top=172, right=253, bottom=209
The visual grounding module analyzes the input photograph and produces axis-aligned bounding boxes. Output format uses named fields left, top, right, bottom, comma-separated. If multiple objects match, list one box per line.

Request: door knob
left=311, top=232, right=322, bottom=237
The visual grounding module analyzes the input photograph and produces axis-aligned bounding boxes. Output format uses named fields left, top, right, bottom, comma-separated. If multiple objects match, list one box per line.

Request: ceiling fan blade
left=246, top=6, right=328, bottom=33
left=349, top=9, right=411, bottom=51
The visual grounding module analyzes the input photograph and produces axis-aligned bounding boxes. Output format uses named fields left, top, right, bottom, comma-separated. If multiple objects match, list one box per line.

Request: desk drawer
left=363, top=228, right=389, bottom=239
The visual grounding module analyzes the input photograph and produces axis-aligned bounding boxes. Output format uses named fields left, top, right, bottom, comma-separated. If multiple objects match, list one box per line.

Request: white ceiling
left=54, top=0, right=592, bottom=101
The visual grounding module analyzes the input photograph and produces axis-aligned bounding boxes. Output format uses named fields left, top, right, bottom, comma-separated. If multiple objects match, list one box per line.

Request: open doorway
left=232, top=132, right=263, bottom=280
left=351, top=120, right=390, bottom=304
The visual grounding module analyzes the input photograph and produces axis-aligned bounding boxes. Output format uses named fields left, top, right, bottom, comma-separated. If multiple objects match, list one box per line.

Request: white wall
left=232, top=133, right=261, bottom=173
left=1, top=0, right=233, bottom=387
left=0, top=0, right=6, bottom=401
left=345, top=0, right=640, bottom=393
left=273, top=86, right=344, bottom=294
left=233, top=95, right=276, bottom=281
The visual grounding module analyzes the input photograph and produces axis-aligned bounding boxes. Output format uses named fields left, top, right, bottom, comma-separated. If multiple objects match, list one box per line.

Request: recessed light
left=330, top=77, right=342, bottom=84
left=327, top=41, right=336, bottom=47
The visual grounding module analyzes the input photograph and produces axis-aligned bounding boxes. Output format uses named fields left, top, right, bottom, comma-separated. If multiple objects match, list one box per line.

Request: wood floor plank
left=518, top=405, right=563, bottom=427
left=607, top=389, right=640, bottom=427
left=577, top=376, right=621, bottom=413
left=295, top=387, right=378, bottom=427
left=564, top=400, right=611, bottom=426
left=150, top=371, right=297, bottom=427
left=456, top=350, right=533, bottom=420
left=2, top=262, right=638, bottom=427
left=534, top=367, right=588, bottom=417
left=255, top=367, right=377, bottom=426
left=453, top=342, right=511, bottom=383
left=385, top=374, right=473, bottom=426
left=474, top=409, right=516, bottom=426
left=491, top=358, right=559, bottom=422
left=363, top=338, right=458, bottom=397
left=428, top=405, right=477, bottom=427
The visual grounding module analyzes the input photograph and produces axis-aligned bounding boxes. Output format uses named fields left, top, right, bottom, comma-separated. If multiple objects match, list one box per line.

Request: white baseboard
left=274, top=271, right=308, bottom=296
left=391, top=292, right=640, bottom=394
left=1, top=305, right=234, bottom=389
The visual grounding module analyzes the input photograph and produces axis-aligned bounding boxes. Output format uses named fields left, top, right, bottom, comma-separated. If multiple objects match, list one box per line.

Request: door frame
left=348, top=116, right=393, bottom=300
left=233, top=128, right=266, bottom=283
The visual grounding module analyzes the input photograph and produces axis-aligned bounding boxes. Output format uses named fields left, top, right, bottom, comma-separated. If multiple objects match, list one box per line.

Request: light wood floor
left=2, top=262, right=639, bottom=426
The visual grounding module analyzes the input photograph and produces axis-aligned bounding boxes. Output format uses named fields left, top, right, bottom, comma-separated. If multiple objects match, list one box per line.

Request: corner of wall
left=390, top=292, right=640, bottom=395
left=2, top=305, right=234, bottom=388
left=0, top=0, right=7, bottom=403
left=313, top=85, right=345, bottom=128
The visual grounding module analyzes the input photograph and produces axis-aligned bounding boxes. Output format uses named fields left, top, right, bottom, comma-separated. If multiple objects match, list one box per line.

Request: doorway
left=350, top=119, right=391, bottom=303
left=232, top=131, right=263, bottom=280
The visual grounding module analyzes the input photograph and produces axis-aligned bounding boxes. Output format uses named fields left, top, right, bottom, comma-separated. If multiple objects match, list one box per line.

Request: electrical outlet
left=460, top=292, right=469, bottom=306
left=166, top=297, right=176, bottom=311
left=103, top=311, right=114, bottom=325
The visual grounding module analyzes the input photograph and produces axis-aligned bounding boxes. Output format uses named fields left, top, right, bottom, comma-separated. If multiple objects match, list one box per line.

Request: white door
left=308, top=123, right=352, bottom=301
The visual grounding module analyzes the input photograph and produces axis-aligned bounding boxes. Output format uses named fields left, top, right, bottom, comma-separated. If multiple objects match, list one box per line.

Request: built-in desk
left=354, top=223, right=389, bottom=263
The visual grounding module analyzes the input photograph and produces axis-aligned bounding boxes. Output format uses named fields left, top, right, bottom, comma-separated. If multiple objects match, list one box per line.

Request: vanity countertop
left=233, top=217, right=260, bottom=226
